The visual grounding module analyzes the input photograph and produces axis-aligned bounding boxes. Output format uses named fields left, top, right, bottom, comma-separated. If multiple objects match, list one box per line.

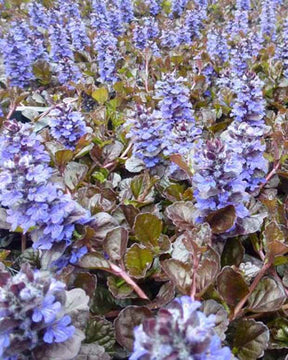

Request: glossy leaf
left=248, top=277, right=286, bottom=313
left=227, top=319, right=269, bottom=360
left=114, top=306, right=152, bottom=351
left=124, top=244, right=153, bottom=278
left=134, top=213, right=163, bottom=248
left=217, top=266, right=249, bottom=306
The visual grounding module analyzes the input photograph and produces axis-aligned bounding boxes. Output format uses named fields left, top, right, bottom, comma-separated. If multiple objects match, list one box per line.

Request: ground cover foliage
left=0, top=0, right=288, bottom=358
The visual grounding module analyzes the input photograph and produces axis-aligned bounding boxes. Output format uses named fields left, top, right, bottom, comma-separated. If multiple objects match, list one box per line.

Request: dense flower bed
left=0, top=0, right=288, bottom=359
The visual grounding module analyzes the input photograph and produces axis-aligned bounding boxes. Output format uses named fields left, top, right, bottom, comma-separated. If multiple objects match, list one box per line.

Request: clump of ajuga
left=155, top=74, right=201, bottom=171
left=126, top=107, right=164, bottom=168
left=0, top=263, right=89, bottom=360
left=192, top=138, right=250, bottom=223
left=1, top=19, right=35, bottom=88
left=0, top=120, right=91, bottom=253
left=225, top=71, right=269, bottom=190
left=129, top=296, right=232, bottom=360
left=95, top=30, right=119, bottom=83
left=49, top=105, right=88, bottom=150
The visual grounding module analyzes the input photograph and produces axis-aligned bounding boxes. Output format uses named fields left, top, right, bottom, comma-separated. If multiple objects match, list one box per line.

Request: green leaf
left=248, top=277, right=286, bottom=313
left=103, top=227, right=128, bottom=262
left=205, top=205, right=236, bottom=234
left=107, top=275, right=134, bottom=299
left=268, top=317, right=288, bottom=349
left=217, top=266, right=249, bottom=306
left=90, top=285, right=116, bottom=315
left=221, top=238, right=245, bottom=267
left=33, top=60, right=51, bottom=85
left=92, top=87, right=109, bottom=104
left=134, top=213, right=163, bottom=248
left=124, top=244, right=153, bottom=278
left=161, top=259, right=192, bottom=294
left=85, top=316, right=115, bottom=353
left=227, top=319, right=269, bottom=360
left=114, top=306, right=152, bottom=351
left=55, top=149, right=74, bottom=169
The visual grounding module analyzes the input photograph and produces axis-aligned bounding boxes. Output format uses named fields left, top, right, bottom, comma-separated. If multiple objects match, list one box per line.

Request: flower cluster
left=0, top=120, right=91, bottom=252
left=133, top=17, right=159, bottom=51
left=130, top=296, right=232, bottom=360
left=107, top=5, right=125, bottom=37
left=68, top=17, right=90, bottom=52
left=49, top=105, right=88, bottom=150
left=126, top=108, right=164, bottom=168
left=225, top=72, right=269, bottom=190
left=146, top=0, right=161, bottom=16
left=260, top=0, right=276, bottom=41
left=0, top=263, right=75, bottom=359
left=207, top=29, right=229, bottom=63
left=48, top=23, right=81, bottom=86
left=192, top=139, right=249, bottom=222
left=1, top=20, right=34, bottom=88
left=95, top=30, right=119, bottom=83
left=276, top=18, right=288, bottom=78
left=170, top=0, right=189, bottom=18
left=28, top=1, right=50, bottom=30
left=117, top=0, right=134, bottom=23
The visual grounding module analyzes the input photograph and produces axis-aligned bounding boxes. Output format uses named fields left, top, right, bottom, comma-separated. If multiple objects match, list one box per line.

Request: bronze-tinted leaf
left=205, top=205, right=236, bottom=234
left=114, top=306, right=152, bottom=351
left=227, top=319, right=269, bottom=360
left=217, top=266, right=249, bottom=306
left=78, top=252, right=110, bottom=270
left=248, top=277, right=286, bottom=313
left=201, top=300, right=229, bottom=340
left=161, top=259, right=192, bottom=294
left=103, top=227, right=128, bottom=262
left=221, top=238, right=245, bottom=267
left=64, top=161, right=88, bottom=190
left=165, top=201, right=197, bottom=230
left=148, top=282, right=175, bottom=310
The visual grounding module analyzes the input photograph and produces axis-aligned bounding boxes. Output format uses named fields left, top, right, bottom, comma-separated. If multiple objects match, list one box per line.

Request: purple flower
left=170, top=0, right=189, bottom=18
left=0, top=120, right=91, bottom=252
left=49, top=105, right=87, bottom=150
left=207, top=29, right=229, bottom=63
left=126, top=107, right=164, bottom=168
left=44, top=315, right=75, bottom=344
left=70, top=246, right=88, bottom=264
left=1, top=20, right=34, bottom=87
left=192, top=139, right=250, bottom=222
left=68, top=17, right=90, bottom=52
left=95, top=30, right=119, bottom=83
left=133, top=17, right=159, bottom=50
left=130, top=296, right=232, bottom=360
left=0, top=264, right=76, bottom=358
left=32, top=295, right=61, bottom=324
left=260, top=0, right=276, bottom=41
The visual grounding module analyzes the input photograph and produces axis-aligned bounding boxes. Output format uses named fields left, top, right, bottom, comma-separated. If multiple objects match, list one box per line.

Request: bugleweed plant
left=0, top=0, right=288, bottom=359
